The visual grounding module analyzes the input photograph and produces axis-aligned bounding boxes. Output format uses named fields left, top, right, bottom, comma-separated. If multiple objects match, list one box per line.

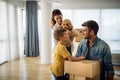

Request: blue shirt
left=75, top=37, right=114, bottom=80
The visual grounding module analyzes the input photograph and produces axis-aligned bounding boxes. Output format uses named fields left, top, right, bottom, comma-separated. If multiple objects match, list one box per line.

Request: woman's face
left=54, top=15, right=62, bottom=25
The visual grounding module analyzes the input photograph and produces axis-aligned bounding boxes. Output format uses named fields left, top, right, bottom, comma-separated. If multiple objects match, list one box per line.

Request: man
left=75, top=20, right=114, bottom=80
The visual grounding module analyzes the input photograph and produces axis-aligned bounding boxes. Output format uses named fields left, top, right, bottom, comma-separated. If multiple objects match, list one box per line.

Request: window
left=101, top=9, right=120, bottom=52
left=61, top=9, right=120, bottom=53
left=74, top=9, right=100, bottom=29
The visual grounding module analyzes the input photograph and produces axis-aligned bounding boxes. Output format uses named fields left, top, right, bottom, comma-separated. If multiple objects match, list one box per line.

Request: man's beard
left=84, top=34, right=91, bottom=39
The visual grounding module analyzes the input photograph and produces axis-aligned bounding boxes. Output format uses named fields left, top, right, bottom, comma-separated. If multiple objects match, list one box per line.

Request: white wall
left=54, top=0, right=120, bottom=9
left=5, top=0, right=120, bottom=9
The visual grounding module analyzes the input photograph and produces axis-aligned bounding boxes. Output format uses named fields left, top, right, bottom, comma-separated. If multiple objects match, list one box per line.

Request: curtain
left=24, top=1, right=39, bottom=57
left=0, top=0, right=8, bottom=64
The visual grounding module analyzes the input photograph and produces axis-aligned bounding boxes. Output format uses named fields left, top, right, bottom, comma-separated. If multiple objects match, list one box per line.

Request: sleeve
left=75, top=42, right=83, bottom=57
left=103, top=44, right=114, bottom=75
left=60, top=46, right=70, bottom=59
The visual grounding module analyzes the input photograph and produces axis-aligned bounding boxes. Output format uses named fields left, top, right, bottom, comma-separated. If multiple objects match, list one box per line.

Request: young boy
left=50, top=28, right=85, bottom=80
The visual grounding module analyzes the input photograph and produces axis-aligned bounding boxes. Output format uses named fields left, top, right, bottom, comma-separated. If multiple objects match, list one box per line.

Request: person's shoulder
left=55, top=42, right=64, bottom=52
left=57, top=42, right=66, bottom=49
left=80, top=38, right=87, bottom=43
left=78, top=38, right=87, bottom=46
left=97, top=37, right=109, bottom=46
left=54, top=23, right=61, bottom=28
left=57, top=43, right=68, bottom=53
left=52, top=23, right=61, bottom=31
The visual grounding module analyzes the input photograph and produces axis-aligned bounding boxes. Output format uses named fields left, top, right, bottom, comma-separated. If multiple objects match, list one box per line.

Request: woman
left=50, top=9, right=63, bottom=31
left=50, top=9, right=72, bottom=55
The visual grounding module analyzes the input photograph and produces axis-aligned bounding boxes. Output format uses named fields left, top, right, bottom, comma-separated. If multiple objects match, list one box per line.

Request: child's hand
left=79, top=56, right=85, bottom=60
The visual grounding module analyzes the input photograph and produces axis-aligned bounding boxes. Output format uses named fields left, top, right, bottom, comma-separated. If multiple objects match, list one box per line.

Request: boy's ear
left=59, top=36, right=63, bottom=40
left=59, top=36, right=62, bottom=40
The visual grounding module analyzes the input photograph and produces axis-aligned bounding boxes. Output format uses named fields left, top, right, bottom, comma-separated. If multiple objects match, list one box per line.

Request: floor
left=0, top=57, right=120, bottom=80
left=0, top=57, right=53, bottom=80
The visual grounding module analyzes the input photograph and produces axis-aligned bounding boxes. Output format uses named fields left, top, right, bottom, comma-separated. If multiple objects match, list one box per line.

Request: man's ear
left=90, top=30, right=94, bottom=35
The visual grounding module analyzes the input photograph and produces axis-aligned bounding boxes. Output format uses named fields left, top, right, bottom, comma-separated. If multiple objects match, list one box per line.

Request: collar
left=87, top=37, right=99, bottom=47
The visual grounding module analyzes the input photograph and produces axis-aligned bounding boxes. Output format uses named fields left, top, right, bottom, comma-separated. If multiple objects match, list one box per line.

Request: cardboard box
left=70, top=74, right=99, bottom=80
left=69, top=74, right=75, bottom=80
left=64, top=60, right=100, bottom=78
left=69, top=74, right=86, bottom=80
left=75, top=75, right=86, bottom=80
left=74, top=28, right=84, bottom=42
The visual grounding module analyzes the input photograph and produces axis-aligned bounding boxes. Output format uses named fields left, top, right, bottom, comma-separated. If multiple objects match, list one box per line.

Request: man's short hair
left=82, top=20, right=99, bottom=35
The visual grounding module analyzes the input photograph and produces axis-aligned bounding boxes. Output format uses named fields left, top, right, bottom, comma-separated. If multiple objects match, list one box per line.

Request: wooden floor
left=0, top=57, right=120, bottom=80
left=0, top=57, right=53, bottom=80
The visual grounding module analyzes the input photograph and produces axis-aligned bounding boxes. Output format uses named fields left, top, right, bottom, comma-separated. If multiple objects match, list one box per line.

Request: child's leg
left=52, top=73, right=64, bottom=80
left=64, top=73, right=70, bottom=80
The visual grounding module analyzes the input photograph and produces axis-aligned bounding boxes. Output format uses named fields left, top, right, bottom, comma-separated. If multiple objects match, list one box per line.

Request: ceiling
left=6, top=0, right=120, bottom=9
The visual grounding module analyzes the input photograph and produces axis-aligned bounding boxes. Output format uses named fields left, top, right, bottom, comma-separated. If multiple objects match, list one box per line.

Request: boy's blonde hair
left=54, top=28, right=66, bottom=41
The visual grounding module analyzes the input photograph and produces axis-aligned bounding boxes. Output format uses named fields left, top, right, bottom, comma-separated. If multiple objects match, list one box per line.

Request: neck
left=59, top=40, right=71, bottom=47
left=60, top=41, right=65, bottom=45
left=89, top=35, right=96, bottom=44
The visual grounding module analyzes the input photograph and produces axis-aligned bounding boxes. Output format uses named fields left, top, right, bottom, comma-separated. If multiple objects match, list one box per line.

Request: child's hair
left=50, top=9, right=62, bottom=28
left=54, top=28, right=66, bottom=41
